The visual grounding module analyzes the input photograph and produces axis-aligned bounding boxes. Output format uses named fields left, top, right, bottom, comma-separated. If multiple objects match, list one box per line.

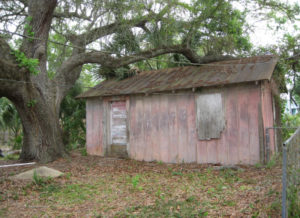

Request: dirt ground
left=0, top=151, right=282, bottom=217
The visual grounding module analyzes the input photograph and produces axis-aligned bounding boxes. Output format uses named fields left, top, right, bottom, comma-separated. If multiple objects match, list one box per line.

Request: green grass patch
left=0, top=207, right=8, bottom=217
left=114, top=197, right=208, bottom=217
left=0, top=153, right=19, bottom=161
left=80, top=147, right=88, bottom=156
left=288, top=186, right=300, bottom=217
left=44, top=183, right=98, bottom=205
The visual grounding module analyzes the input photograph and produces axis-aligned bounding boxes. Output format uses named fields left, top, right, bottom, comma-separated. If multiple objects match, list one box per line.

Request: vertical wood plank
left=158, top=95, right=170, bottom=162
left=218, top=91, right=228, bottom=164
left=143, top=96, right=152, bottom=161
left=248, top=88, right=260, bottom=164
left=206, top=139, right=218, bottom=164
left=102, top=100, right=108, bottom=155
left=186, top=94, right=197, bottom=163
left=261, top=81, right=275, bottom=157
left=238, top=89, right=250, bottom=164
left=177, top=96, right=188, bottom=163
left=128, top=96, right=136, bottom=158
left=226, top=91, right=239, bottom=165
left=168, top=95, right=179, bottom=163
left=151, top=95, right=160, bottom=161
left=135, top=97, right=144, bottom=161
left=86, top=98, right=103, bottom=156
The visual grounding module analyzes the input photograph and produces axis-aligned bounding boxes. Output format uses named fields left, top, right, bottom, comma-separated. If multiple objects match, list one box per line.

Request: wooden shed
left=78, top=55, right=279, bottom=165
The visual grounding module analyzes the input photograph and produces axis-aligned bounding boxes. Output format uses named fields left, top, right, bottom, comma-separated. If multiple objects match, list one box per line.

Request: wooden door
left=110, top=101, right=127, bottom=145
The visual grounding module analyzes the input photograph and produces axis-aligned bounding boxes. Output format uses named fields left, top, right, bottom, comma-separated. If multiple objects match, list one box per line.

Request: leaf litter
left=0, top=151, right=282, bottom=217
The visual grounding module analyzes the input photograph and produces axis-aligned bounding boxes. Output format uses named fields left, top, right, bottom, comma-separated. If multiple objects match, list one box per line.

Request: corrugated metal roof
left=78, top=55, right=278, bottom=98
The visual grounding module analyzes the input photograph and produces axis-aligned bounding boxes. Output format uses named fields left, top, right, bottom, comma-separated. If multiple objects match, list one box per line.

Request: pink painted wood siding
left=261, top=81, right=275, bottom=156
left=128, top=84, right=262, bottom=165
left=86, top=98, right=105, bottom=156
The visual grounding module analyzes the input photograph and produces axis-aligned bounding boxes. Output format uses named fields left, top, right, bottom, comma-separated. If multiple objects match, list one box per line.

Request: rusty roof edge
left=77, top=79, right=272, bottom=99
left=77, top=55, right=279, bottom=99
left=265, top=55, right=279, bottom=81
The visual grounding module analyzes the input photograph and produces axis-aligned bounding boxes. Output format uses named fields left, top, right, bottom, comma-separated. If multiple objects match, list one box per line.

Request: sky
left=231, top=0, right=300, bottom=48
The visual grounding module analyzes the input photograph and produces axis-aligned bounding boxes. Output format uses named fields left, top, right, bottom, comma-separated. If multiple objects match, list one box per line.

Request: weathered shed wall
left=128, top=84, right=262, bottom=165
left=261, top=81, right=275, bottom=157
left=85, top=82, right=275, bottom=165
left=86, top=98, right=105, bottom=156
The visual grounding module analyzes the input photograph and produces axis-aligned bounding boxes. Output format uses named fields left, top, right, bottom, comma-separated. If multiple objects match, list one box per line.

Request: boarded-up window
left=196, top=93, right=225, bottom=140
left=111, top=101, right=127, bottom=144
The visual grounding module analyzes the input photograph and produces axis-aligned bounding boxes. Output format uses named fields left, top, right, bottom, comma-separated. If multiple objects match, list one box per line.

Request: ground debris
left=0, top=151, right=282, bottom=217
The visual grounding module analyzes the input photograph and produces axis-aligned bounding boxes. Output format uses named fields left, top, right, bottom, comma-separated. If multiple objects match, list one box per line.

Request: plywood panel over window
left=196, top=93, right=225, bottom=140
left=111, top=101, right=127, bottom=145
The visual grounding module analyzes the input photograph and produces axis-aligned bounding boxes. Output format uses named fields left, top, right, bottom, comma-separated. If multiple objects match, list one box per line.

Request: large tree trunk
left=17, top=104, right=65, bottom=163
left=9, top=85, right=66, bottom=163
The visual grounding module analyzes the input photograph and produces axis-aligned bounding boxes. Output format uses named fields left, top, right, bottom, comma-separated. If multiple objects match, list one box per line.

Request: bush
left=282, top=113, right=300, bottom=140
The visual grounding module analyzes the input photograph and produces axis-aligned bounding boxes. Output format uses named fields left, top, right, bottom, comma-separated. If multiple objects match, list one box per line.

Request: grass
left=0, top=208, right=8, bottom=217
left=0, top=153, right=283, bottom=217
left=0, top=153, right=19, bottom=161
left=114, top=198, right=208, bottom=217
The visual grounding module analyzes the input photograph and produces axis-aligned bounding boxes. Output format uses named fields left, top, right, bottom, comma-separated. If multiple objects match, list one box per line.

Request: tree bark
left=9, top=85, right=65, bottom=162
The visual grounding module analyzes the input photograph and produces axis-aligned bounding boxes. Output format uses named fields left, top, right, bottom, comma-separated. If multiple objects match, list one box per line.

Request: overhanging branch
left=57, top=44, right=234, bottom=83
left=69, top=6, right=169, bottom=45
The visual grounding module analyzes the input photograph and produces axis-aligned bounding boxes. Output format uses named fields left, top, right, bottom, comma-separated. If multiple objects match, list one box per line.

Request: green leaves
left=11, top=50, right=39, bottom=75
left=27, top=99, right=37, bottom=108
left=60, top=82, right=86, bottom=149
left=25, top=16, right=35, bottom=41
left=0, top=97, right=22, bottom=149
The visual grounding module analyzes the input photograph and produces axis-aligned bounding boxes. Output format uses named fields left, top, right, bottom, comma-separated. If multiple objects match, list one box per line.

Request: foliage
left=287, top=186, right=300, bottom=217
left=11, top=50, right=39, bottom=75
left=99, top=0, right=253, bottom=78
left=80, top=147, right=87, bottom=156
left=253, top=32, right=300, bottom=130
left=26, top=99, right=37, bottom=108
left=280, top=34, right=300, bottom=106
left=282, top=113, right=300, bottom=140
left=0, top=153, right=19, bottom=161
left=131, top=174, right=142, bottom=190
left=24, top=16, right=34, bottom=41
left=60, top=82, right=86, bottom=149
left=0, top=98, right=22, bottom=149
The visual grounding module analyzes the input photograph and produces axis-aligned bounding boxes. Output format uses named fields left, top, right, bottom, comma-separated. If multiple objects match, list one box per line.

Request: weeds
left=288, top=186, right=300, bottom=217
left=266, top=153, right=280, bottom=169
left=171, top=171, right=183, bottom=176
left=80, top=148, right=87, bottom=156
left=131, top=174, right=143, bottom=191
left=0, top=153, right=19, bottom=161
left=155, top=188, right=165, bottom=201
left=116, top=198, right=208, bottom=217
left=32, top=170, right=51, bottom=186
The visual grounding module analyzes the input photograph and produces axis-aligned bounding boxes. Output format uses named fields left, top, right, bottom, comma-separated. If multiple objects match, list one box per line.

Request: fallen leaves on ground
left=0, top=151, right=282, bottom=217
